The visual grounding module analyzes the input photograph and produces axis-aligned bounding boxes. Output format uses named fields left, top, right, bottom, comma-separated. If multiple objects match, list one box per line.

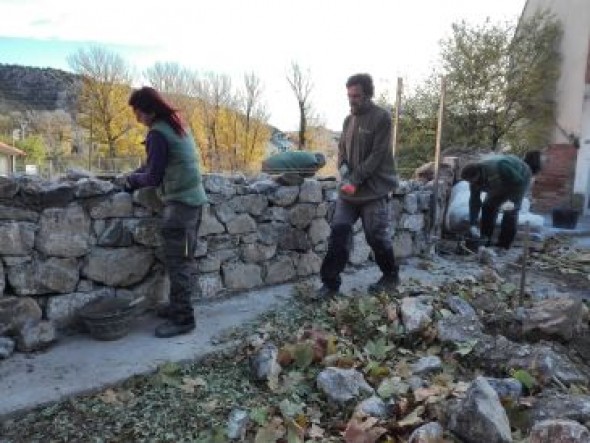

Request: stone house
left=0, top=141, right=25, bottom=176
left=520, top=0, right=590, bottom=212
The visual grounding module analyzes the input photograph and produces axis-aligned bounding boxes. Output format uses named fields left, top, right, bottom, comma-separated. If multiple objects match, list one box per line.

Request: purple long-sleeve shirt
left=127, top=130, right=168, bottom=189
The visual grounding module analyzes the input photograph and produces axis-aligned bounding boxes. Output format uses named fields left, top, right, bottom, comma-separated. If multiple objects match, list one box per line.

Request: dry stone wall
left=0, top=173, right=445, bottom=338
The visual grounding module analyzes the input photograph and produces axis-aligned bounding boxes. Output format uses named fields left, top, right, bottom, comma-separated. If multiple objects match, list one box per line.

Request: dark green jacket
left=152, top=121, right=207, bottom=207
left=469, top=155, right=532, bottom=225
left=262, top=151, right=322, bottom=174
left=338, top=102, right=398, bottom=203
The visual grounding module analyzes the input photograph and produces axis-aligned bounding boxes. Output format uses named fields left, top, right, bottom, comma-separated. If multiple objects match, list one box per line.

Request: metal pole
left=88, top=113, right=93, bottom=172
left=392, top=77, right=403, bottom=157
left=430, top=76, right=447, bottom=243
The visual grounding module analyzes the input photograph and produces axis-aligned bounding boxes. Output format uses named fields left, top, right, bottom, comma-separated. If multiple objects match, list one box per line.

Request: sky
left=0, top=0, right=526, bottom=131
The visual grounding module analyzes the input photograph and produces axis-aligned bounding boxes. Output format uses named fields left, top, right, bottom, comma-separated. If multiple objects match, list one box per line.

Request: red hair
left=128, top=86, right=186, bottom=136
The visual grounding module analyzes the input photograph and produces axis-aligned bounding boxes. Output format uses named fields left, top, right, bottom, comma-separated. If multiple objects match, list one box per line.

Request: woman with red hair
left=125, top=86, right=207, bottom=338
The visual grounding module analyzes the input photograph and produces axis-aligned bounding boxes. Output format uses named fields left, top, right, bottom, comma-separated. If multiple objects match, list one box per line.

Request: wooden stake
left=392, top=77, right=403, bottom=157
left=429, top=76, right=447, bottom=243
left=519, top=222, right=530, bottom=307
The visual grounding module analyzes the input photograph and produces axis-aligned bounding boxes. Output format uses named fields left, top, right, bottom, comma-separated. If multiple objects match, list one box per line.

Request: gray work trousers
left=161, top=202, right=202, bottom=323
left=320, top=196, right=397, bottom=290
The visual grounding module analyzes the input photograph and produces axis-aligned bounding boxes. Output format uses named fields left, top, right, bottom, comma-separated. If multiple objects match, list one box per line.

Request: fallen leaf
left=396, top=405, right=425, bottom=428
left=254, top=416, right=285, bottom=443
left=343, top=414, right=387, bottom=443
left=308, top=423, right=325, bottom=439
left=98, top=389, right=121, bottom=405
left=180, top=376, right=207, bottom=394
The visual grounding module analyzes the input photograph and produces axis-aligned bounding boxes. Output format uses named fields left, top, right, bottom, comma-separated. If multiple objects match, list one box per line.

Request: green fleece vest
left=151, top=121, right=207, bottom=207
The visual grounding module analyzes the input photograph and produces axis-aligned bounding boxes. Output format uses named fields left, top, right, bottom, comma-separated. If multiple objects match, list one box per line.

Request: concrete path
left=0, top=258, right=480, bottom=419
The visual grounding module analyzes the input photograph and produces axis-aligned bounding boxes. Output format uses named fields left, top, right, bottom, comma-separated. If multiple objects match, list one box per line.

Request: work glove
left=500, top=201, right=515, bottom=212
left=340, top=183, right=357, bottom=195
left=468, top=225, right=481, bottom=239
left=114, top=174, right=133, bottom=193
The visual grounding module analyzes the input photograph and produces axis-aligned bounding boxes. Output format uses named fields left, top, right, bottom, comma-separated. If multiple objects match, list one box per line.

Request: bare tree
left=286, top=62, right=313, bottom=149
left=67, top=46, right=135, bottom=158
left=195, top=73, right=233, bottom=170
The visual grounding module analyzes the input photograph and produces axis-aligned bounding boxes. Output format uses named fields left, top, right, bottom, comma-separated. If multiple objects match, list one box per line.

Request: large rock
left=198, top=257, right=221, bottom=273
left=203, top=174, right=235, bottom=195
left=197, top=273, right=224, bottom=299
left=526, top=393, right=590, bottom=430
left=0, top=221, right=36, bottom=255
left=116, top=269, right=169, bottom=308
left=264, top=256, right=296, bottom=284
left=317, top=367, right=374, bottom=404
left=269, top=186, right=299, bottom=206
left=133, top=186, right=164, bottom=213
left=484, top=378, right=522, bottom=405
left=0, top=337, right=15, bottom=359
left=229, top=194, right=268, bottom=216
left=260, top=206, right=287, bottom=223
left=16, top=320, right=56, bottom=352
left=82, top=247, right=154, bottom=287
left=46, top=287, right=116, bottom=328
left=308, top=218, right=330, bottom=246
left=214, top=201, right=237, bottom=223
left=222, top=262, right=262, bottom=290
left=393, top=231, right=414, bottom=259
left=401, top=296, right=434, bottom=334
left=409, top=422, right=445, bottom=443
left=97, top=219, right=135, bottom=247
left=89, top=192, right=133, bottom=218
left=289, top=204, right=316, bottom=229
left=404, top=193, right=419, bottom=214
left=36, top=204, right=91, bottom=257
left=400, top=214, right=425, bottom=232
left=198, top=205, right=226, bottom=236
left=412, top=356, right=442, bottom=376
left=520, top=297, right=584, bottom=342
left=355, top=396, right=390, bottom=419
left=349, top=232, right=371, bottom=265
left=0, top=176, right=19, bottom=198
left=530, top=419, right=590, bottom=443
left=74, top=178, right=115, bottom=198
left=6, top=256, right=79, bottom=295
left=278, top=226, right=311, bottom=251
left=296, top=251, right=322, bottom=276
left=241, top=243, right=276, bottom=263
left=444, top=295, right=477, bottom=318
left=299, top=180, right=323, bottom=203
left=437, top=315, right=485, bottom=345
left=249, top=343, right=280, bottom=381
left=132, top=218, right=162, bottom=247
left=445, top=377, right=512, bottom=443
left=226, top=214, right=257, bottom=234
left=21, top=182, right=74, bottom=208
left=0, top=205, right=39, bottom=222
left=0, top=296, right=42, bottom=336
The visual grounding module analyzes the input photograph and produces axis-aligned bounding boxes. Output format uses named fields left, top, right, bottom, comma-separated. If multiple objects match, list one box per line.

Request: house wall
left=0, top=154, right=9, bottom=176
left=522, top=0, right=590, bottom=209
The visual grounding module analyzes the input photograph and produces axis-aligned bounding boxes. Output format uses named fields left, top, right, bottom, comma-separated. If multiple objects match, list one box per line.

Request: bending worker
left=460, top=151, right=540, bottom=249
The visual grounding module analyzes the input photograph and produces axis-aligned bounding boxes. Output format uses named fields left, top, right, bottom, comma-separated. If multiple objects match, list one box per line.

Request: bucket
left=78, top=296, right=143, bottom=341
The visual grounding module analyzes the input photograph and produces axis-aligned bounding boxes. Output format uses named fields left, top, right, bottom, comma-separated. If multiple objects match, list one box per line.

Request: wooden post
left=392, top=77, right=403, bottom=156
left=519, top=222, right=530, bottom=307
left=430, top=76, right=447, bottom=242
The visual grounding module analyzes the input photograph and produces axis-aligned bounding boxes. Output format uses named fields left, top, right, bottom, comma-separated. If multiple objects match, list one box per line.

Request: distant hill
left=0, top=64, right=80, bottom=113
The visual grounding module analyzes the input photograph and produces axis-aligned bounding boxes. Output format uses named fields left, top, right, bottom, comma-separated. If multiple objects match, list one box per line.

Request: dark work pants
left=320, top=197, right=398, bottom=290
left=480, top=193, right=520, bottom=249
left=161, top=202, right=202, bottom=324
